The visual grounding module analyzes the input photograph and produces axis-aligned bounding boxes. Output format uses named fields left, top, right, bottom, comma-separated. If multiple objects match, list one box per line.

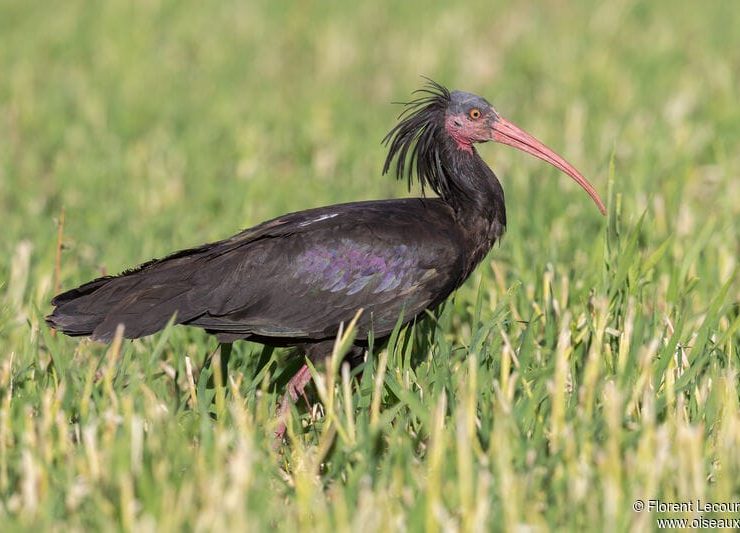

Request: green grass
left=1, top=0, right=738, bottom=530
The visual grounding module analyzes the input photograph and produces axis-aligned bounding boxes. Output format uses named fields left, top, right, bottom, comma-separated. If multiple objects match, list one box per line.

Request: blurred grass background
left=0, top=0, right=738, bottom=530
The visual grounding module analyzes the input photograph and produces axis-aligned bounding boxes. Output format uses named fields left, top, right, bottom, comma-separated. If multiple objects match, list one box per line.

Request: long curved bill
left=491, top=116, right=606, bottom=215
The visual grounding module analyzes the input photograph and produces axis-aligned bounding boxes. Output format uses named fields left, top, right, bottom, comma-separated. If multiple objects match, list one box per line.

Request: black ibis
left=47, top=80, right=605, bottom=436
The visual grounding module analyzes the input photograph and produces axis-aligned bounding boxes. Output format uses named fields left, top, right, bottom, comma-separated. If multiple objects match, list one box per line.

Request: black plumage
left=47, top=81, right=604, bottom=436
left=49, top=198, right=489, bottom=343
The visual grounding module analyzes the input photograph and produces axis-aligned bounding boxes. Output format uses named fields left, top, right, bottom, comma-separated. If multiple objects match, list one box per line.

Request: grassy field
left=1, top=0, right=738, bottom=530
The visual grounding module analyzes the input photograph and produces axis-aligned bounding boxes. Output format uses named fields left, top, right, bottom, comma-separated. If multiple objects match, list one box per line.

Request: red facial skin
left=444, top=112, right=492, bottom=153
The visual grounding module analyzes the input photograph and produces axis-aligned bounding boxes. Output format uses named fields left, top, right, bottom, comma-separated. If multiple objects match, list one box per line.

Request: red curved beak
left=491, top=116, right=606, bottom=215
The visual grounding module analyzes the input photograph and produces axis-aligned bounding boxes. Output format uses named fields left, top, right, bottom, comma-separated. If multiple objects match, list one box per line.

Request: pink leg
left=274, top=364, right=313, bottom=442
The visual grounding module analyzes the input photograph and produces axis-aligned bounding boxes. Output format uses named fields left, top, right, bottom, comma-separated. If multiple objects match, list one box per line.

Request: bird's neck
left=437, top=134, right=507, bottom=232
left=430, top=135, right=507, bottom=275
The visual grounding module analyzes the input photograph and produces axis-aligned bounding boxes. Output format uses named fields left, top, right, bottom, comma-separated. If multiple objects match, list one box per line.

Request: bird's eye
left=469, top=108, right=481, bottom=120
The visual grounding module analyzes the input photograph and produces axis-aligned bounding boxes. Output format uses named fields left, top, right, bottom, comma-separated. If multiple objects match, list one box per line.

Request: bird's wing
left=183, top=199, right=466, bottom=340
left=49, top=199, right=467, bottom=342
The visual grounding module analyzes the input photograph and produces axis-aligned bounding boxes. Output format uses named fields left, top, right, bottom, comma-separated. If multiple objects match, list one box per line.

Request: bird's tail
left=46, top=246, right=213, bottom=343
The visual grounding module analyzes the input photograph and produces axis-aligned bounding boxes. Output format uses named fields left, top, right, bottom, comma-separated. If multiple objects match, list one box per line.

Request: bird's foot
left=274, top=364, right=313, bottom=443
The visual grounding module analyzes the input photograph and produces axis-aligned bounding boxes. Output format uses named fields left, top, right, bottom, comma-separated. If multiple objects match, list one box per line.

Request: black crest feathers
left=382, top=80, right=453, bottom=199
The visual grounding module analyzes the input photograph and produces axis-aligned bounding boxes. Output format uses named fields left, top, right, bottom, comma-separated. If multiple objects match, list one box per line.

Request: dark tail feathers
left=46, top=244, right=215, bottom=343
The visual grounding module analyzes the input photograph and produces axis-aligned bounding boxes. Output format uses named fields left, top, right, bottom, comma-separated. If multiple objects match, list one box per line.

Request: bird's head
left=383, top=80, right=606, bottom=215
left=444, top=90, right=498, bottom=147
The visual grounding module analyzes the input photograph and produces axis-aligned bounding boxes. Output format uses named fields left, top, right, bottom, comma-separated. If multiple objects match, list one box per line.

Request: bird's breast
left=459, top=216, right=506, bottom=279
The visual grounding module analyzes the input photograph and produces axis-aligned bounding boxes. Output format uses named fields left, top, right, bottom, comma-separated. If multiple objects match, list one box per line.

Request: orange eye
left=469, top=108, right=481, bottom=119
